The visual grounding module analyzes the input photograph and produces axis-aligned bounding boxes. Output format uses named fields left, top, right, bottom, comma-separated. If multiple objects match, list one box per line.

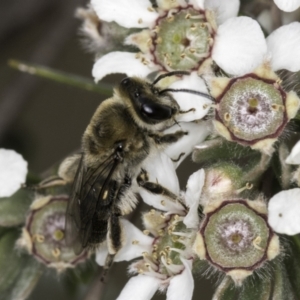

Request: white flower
left=216, top=21, right=300, bottom=76
left=286, top=140, right=300, bottom=164
left=268, top=188, right=300, bottom=235
left=96, top=219, right=154, bottom=265
left=274, top=0, right=300, bottom=12
left=117, top=169, right=205, bottom=300
left=0, top=149, right=28, bottom=198
left=91, top=0, right=269, bottom=79
left=133, top=116, right=210, bottom=214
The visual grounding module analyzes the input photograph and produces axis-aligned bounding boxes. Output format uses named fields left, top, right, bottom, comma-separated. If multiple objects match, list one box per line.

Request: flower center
left=151, top=7, right=214, bottom=71
left=203, top=202, right=270, bottom=269
left=216, top=76, right=287, bottom=144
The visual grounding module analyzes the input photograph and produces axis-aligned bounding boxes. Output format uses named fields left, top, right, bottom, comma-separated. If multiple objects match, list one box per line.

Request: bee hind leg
left=101, top=214, right=123, bottom=281
left=101, top=254, right=115, bottom=282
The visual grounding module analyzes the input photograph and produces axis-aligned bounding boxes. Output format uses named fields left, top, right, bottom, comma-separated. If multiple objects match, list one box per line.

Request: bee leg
left=171, top=152, right=185, bottom=162
left=23, top=176, right=67, bottom=190
left=137, top=170, right=187, bottom=209
left=179, top=108, right=196, bottom=114
left=101, top=214, right=123, bottom=281
left=101, top=254, right=115, bottom=282
left=149, top=130, right=188, bottom=145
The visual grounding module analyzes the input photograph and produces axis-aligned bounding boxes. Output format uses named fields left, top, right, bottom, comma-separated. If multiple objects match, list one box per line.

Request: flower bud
left=193, top=198, right=280, bottom=285
left=18, top=195, right=88, bottom=272
left=210, top=64, right=300, bottom=154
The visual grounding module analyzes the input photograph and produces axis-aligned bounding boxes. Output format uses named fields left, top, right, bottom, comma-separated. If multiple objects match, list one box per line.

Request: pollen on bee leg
left=252, top=236, right=264, bottom=251
left=52, top=248, right=61, bottom=258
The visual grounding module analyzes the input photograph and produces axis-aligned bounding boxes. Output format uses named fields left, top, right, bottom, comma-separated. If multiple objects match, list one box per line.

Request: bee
left=59, top=71, right=213, bottom=274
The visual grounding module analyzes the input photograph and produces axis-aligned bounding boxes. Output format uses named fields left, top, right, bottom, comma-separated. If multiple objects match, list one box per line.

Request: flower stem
left=8, top=59, right=113, bottom=96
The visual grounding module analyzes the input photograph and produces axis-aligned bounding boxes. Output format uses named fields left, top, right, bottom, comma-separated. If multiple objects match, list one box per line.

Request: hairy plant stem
left=8, top=59, right=113, bottom=96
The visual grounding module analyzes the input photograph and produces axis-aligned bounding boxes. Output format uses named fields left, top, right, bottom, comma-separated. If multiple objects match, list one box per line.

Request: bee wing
left=65, top=152, right=121, bottom=254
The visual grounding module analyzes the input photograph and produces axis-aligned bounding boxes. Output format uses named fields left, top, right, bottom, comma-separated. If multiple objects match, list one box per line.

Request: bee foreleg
left=137, top=170, right=187, bottom=209
left=149, top=130, right=188, bottom=145
left=179, top=108, right=196, bottom=114
left=171, top=152, right=185, bottom=162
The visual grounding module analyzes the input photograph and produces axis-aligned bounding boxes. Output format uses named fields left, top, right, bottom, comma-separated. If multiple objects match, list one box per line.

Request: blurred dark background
left=0, top=0, right=213, bottom=299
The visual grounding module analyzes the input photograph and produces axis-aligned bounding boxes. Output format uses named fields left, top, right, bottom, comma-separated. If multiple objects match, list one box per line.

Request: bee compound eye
left=116, top=143, right=123, bottom=152
left=121, top=77, right=130, bottom=86
left=141, top=103, right=172, bottom=120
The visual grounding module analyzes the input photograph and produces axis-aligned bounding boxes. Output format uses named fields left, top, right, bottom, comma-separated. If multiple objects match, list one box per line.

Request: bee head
left=118, top=77, right=180, bottom=126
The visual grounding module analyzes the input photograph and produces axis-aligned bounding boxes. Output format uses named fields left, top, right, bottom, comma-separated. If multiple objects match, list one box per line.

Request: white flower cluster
left=3, top=0, right=300, bottom=299
left=80, top=0, right=300, bottom=298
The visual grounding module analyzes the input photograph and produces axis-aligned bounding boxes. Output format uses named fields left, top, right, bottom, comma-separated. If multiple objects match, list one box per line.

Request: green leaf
left=238, top=273, right=271, bottom=300
left=0, top=229, right=43, bottom=300
left=272, top=260, right=296, bottom=300
left=212, top=276, right=236, bottom=300
left=5, top=259, right=43, bottom=300
left=0, top=230, right=27, bottom=296
left=284, top=235, right=300, bottom=298
left=192, top=139, right=260, bottom=168
left=0, top=189, right=33, bottom=227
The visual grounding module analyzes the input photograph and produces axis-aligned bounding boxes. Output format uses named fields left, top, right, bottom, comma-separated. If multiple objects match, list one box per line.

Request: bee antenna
left=159, top=88, right=214, bottom=101
left=152, top=71, right=190, bottom=86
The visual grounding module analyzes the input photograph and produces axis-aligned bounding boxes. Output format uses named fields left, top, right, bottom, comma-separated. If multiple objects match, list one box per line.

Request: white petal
left=169, top=72, right=212, bottom=122
left=95, top=219, right=154, bottom=265
left=91, top=0, right=158, bottom=28
left=285, top=140, right=300, bottom=164
left=212, top=17, right=267, bottom=76
left=0, top=149, right=28, bottom=198
left=266, top=22, right=300, bottom=72
left=139, top=153, right=181, bottom=211
left=204, top=0, right=240, bottom=24
left=189, top=0, right=205, bottom=9
left=166, top=259, right=194, bottom=300
left=156, top=0, right=187, bottom=10
left=274, top=0, right=300, bottom=12
left=92, top=52, right=154, bottom=82
left=164, top=122, right=210, bottom=168
left=268, top=188, right=300, bottom=235
left=117, top=275, right=160, bottom=300
left=184, top=169, right=205, bottom=229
